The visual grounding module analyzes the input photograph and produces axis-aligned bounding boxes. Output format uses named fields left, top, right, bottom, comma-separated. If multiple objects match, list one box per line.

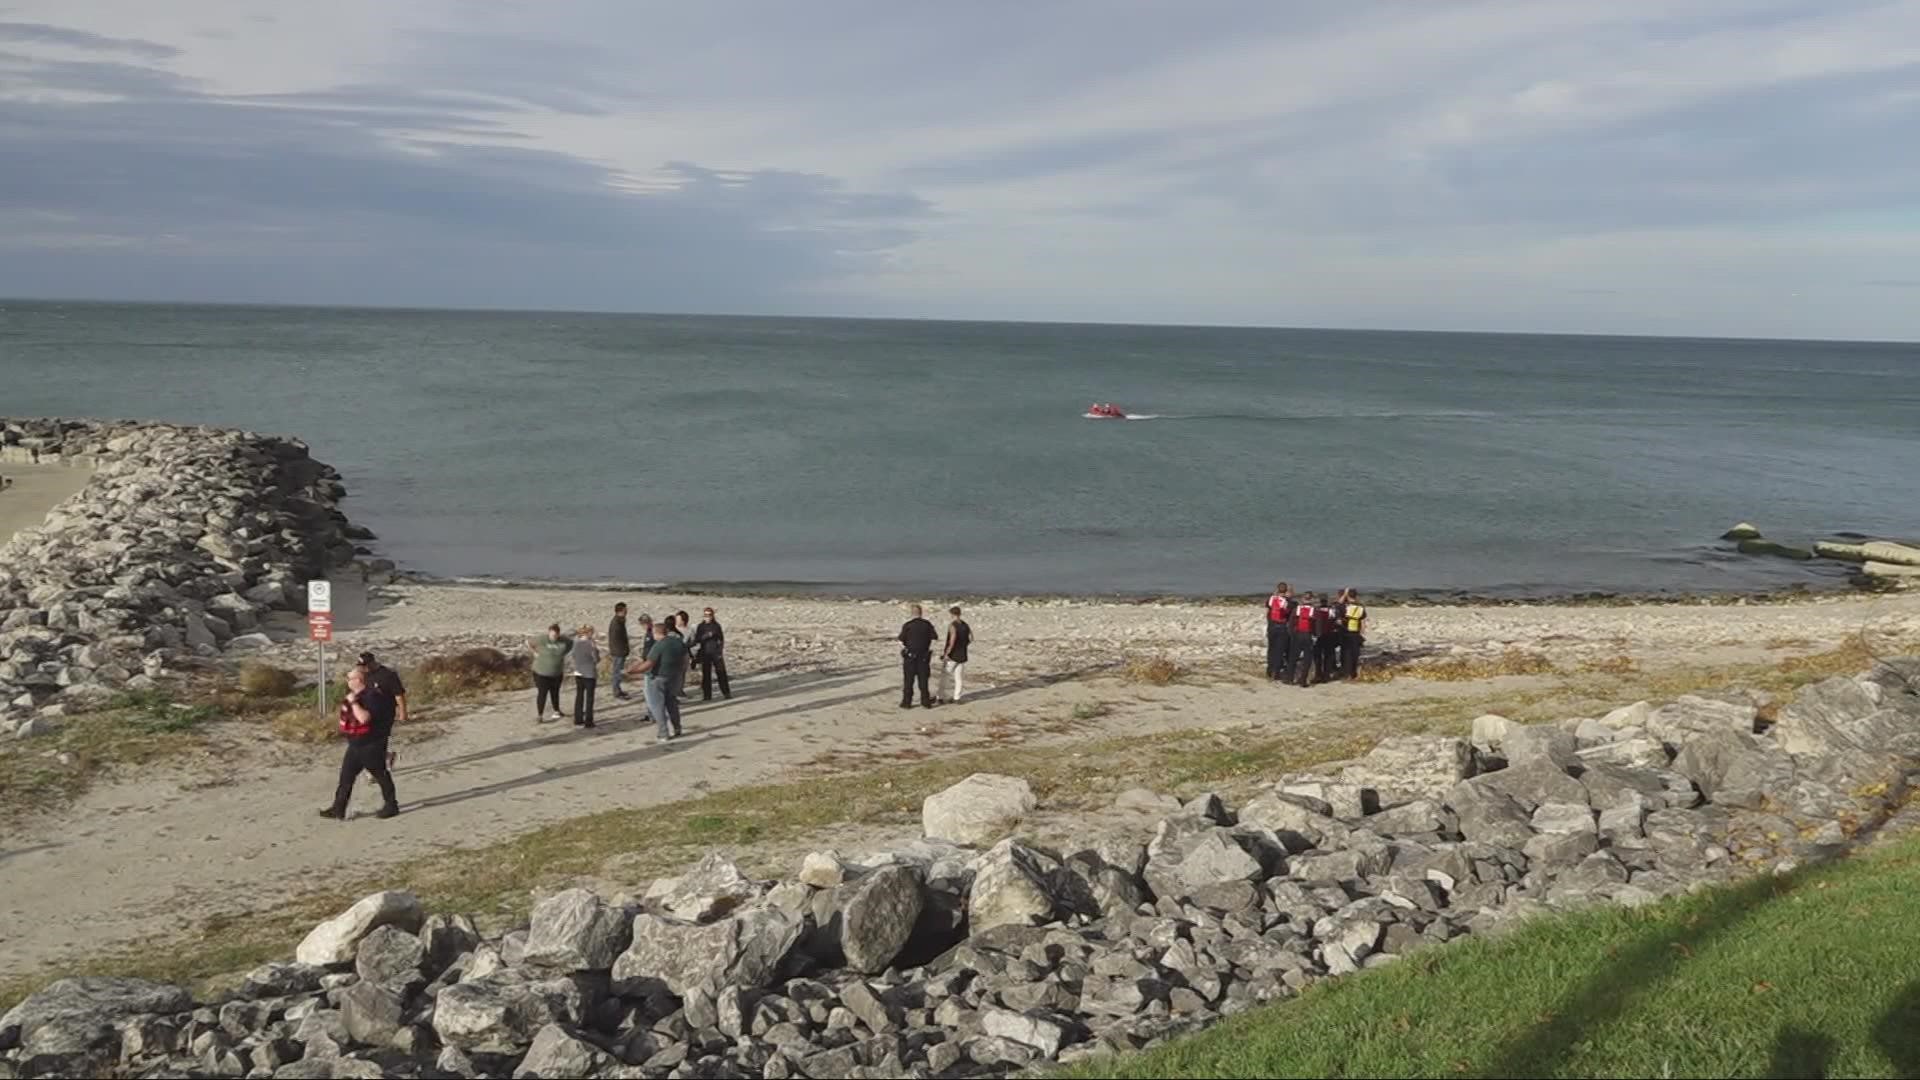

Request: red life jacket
left=1317, top=604, right=1337, bottom=633
left=1293, top=603, right=1318, bottom=633
left=1267, top=595, right=1290, bottom=623
left=339, top=697, right=371, bottom=739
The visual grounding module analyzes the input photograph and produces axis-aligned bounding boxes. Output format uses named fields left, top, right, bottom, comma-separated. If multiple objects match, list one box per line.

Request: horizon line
left=2, top=294, right=1915, bottom=348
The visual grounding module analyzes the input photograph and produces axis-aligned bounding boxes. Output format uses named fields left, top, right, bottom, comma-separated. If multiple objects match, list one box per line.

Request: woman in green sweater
left=529, top=623, right=572, bottom=723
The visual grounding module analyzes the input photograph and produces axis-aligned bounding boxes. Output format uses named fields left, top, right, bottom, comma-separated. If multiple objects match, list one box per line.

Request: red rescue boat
left=1084, top=402, right=1128, bottom=419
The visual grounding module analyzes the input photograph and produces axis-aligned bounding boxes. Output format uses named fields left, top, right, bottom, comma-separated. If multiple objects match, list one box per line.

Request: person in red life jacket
left=1316, top=593, right=1342, bottom=682
left=319, top=666, right=399, bottom=820
left=355, top=651, right=407, bottom=769
left=1340, top=588, right=1368, bottom=679
left=1265, top=581, right=1294, bottom=680
left=1289, top=591, right=1321, bottom=687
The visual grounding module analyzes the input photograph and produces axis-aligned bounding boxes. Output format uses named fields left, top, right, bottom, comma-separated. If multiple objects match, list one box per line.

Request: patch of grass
left=236, top=662, right=298, bottom=697
left=1066, top=834, right=1920, bottom=1079
left=1371, top=648, right=1560, bottom=683
left=1123, top=655, right=1186, bottom=686
left=0, top=702, right=218, bottom=824
left=1575, top=654, right=1639, bottom=676
left=413, top=647, right=530, bottom=697
left=1071, top=701, right=1113, bottom=721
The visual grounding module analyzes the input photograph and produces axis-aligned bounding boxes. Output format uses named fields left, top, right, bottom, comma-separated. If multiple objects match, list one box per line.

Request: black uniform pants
left=700, top=655, right=732, bottom=700
left=901, top=653, right=932, bottom=706
left=1343, top=633, right=1364, bottom=679
left=331, top=738, right=397, bottom=814
left=573, top=676, right=596, bottom=726
left=1291, top=631, right=1318, bottom=686
left=1266, top=622, right=1289, bottom=679
left=1316, top=632, right=1338, bottom=682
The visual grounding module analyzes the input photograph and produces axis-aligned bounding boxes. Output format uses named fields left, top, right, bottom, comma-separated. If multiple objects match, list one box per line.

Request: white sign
left=307, top=580, right=332, bottom=614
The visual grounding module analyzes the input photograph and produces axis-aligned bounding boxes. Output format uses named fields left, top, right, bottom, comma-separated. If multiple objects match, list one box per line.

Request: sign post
left=308, top=581, right=333, bottom=723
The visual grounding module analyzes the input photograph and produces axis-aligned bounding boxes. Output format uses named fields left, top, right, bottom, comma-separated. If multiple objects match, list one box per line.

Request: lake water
left=3, top=301, right=1916, bottom=598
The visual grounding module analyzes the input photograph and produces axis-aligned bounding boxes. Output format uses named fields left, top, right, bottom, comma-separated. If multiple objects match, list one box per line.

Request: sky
left=2, top=1, right=1918, bottom=339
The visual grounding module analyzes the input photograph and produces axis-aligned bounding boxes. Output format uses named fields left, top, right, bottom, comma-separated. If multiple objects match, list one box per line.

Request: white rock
left=922, top=773, right=1037, bottom=847
left=295, top=891, right=425, bottom=966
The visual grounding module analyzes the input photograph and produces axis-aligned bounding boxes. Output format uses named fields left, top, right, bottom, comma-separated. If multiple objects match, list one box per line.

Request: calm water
left=2, top=302, right=1916, bottom=597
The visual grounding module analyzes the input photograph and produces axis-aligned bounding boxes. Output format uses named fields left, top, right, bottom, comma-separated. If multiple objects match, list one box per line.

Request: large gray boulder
left=611, top=905, right=804, bottom=996
left=431, top=972, right=592, bottom=1054
left=643, top=853, right=765, bottom=923
left=833, top=863, right=924, bottom=974
left=1142, top=817, right=1270, bottom=901
left=513, top=1023, right=608, bottom=1079
left=1500, top=725, right=1579, bottom=771
left=1671, top=728, right=1796, bottom=808
left=523, top=888, right=632, bottom=972
left=1445, top=779, right=1535, bottom=849
left=969, top=839, right=1067, bottom=934
left=353, top=925, right=427, bottom=997
left=296, top=891, right=424, bottom=966
left=0, top=977, right=192, bottom=1055
left=1774, top=677, right=1920, bottom=761
left=1467, top=762, right=1588, bottom=812
left=922, top=773, right=1037, bottom=846
left=1237, top=792, right=1340, bottom=849
left=1646, top=695, right=1756, bottom=749
left=1338, top=735, right=1474, bottom=802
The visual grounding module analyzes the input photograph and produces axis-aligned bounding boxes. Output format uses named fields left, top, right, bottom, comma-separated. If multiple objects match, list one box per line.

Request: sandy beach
left=0, top=459, right=93, bottom=540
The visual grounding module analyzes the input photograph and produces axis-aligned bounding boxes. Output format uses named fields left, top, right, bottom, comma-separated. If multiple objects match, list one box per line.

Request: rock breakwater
left=5, top=660, right=1917, bottom=1079
left=0, top=418, right=366, bottom=736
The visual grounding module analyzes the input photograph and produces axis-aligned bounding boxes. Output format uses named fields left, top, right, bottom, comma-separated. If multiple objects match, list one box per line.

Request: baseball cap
left=356, top=651, right=377, bottom=667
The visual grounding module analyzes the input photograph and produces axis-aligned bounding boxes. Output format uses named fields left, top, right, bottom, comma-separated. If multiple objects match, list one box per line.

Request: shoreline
left=399, top=569, right=1870, bottom=609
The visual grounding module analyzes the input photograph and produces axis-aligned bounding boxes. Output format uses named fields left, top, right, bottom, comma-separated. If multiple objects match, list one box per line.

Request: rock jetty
left=0, top=418, right=366, bottom=736
left=5, top=660, right=1916, bottom=1079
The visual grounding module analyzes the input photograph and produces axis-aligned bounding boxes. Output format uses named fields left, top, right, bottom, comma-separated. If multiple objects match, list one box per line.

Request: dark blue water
left=3, top=301, right=1915, bottom=596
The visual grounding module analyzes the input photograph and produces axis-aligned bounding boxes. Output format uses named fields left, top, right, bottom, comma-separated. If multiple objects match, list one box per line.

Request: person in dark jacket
left=899, top=603, right=939, bottom=709
left=1290, top=592, right=1321, bottom=687
left=607, top=603, right=632, bottom=699
left=319, top=666, right=398, bottom=820
left=355, top=652, right=407, bottom=770
left=693, top=606, right=731, bottom=701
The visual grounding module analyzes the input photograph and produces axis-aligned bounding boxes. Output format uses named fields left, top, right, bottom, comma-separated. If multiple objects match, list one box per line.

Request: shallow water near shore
left=3, top=300, right=1916, bottom=597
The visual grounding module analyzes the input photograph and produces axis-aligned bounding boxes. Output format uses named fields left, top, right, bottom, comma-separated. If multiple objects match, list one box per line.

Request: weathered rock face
left=8, top=661, right=1919, bottom=1080
left=643, top=852, right=765, bottom=923
left=1338, top=735, right=1475, bottom=802
left=0, top=418, right=366, bottom=734
left=522, top=888, right=631, bottom=972
left=611, top=906, right=805, bottom=996
left=923, top=773, right=1038, bottom=846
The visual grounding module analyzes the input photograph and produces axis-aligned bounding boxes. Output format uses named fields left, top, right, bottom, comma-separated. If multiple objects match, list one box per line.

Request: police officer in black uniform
left=898, top=603, right=939, bottom=709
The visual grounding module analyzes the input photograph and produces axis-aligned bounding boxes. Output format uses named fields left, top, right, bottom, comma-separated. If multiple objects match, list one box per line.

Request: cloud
left=0, top=20, right=177, bottom=59
left=0, top=1, right=1917, bottom=338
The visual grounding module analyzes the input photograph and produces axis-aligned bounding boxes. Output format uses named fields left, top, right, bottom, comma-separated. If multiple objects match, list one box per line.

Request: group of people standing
left=1265, top=583, right=1367, bottom=686
left=528, top=604, right=732, bottom=741
left=898, top=604, right=972, bottom=708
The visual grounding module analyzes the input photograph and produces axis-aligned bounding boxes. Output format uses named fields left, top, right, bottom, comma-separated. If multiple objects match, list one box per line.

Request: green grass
left=1068, top=833, right=1920, bottom=1079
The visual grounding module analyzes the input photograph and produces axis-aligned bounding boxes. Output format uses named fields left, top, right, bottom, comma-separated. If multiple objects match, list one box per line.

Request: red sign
left=308, top=613, right=333, bottom=642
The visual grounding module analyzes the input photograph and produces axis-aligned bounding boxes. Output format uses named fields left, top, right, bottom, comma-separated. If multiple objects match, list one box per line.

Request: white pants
left=940, top=660, right=966, bottom=702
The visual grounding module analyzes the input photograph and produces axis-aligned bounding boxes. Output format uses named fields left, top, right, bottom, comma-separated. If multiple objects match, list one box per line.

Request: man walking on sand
left=319, top=666, right=399, bottom=820
left=694, top=606, right=732, bottom=701
left=939, top=605, right=972, bottom=703
left=899, top=604, right=938, bottom=709
left=608, top=602, right=632, bottom=700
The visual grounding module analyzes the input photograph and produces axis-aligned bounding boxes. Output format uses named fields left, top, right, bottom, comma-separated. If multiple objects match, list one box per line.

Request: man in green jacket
left=529, top=622, right=572, bottom=722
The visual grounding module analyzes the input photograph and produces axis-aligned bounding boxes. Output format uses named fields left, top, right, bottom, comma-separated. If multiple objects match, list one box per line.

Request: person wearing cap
left=354, top=652, right=407, bottom=769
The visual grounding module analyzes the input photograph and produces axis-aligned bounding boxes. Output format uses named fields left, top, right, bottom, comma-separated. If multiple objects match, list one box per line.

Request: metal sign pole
left=318, top=642, right=326, bottom=723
